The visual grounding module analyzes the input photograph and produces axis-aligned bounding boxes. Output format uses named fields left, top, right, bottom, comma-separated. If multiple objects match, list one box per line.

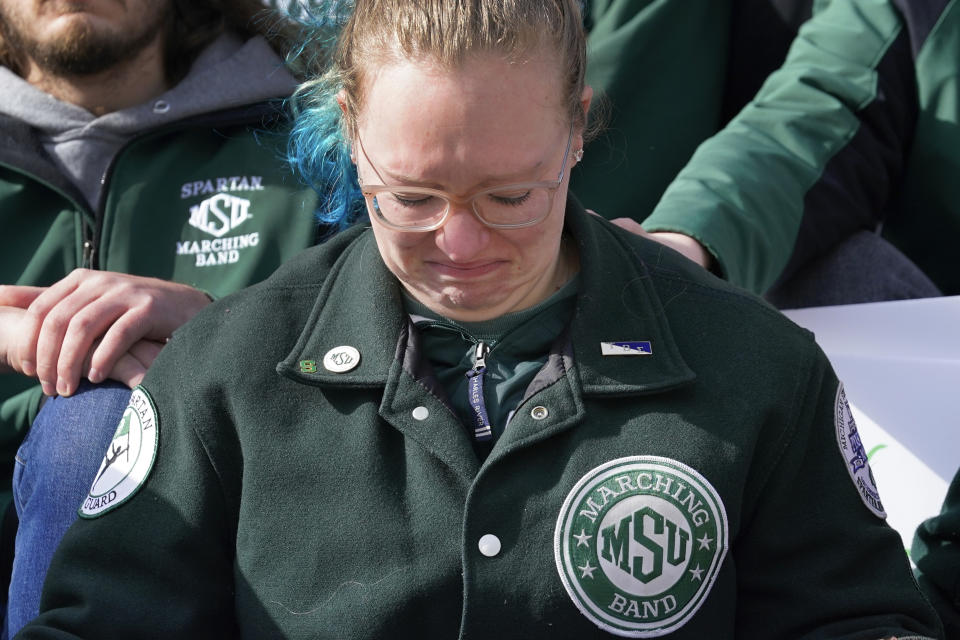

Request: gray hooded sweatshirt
left=0, top=33, right=297, bottom=210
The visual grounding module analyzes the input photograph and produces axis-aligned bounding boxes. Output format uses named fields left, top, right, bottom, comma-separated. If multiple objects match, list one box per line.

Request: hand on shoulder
left=0, top=270, right=210, bottom=396
left=606, top=217, right=714, bottom=270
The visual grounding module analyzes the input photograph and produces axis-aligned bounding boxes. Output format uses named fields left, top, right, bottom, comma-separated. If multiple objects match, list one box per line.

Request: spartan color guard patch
left=834, top=384, right=886, bottom=519
left=79, top=387, right=159, bottom=519
left=555, top=456, right=728, bottom=637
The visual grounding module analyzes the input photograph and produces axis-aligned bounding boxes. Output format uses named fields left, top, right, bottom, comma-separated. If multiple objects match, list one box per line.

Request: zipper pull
left=465, top=341, right=493, bottom=442
left=82, top=240, right=96, bottom=269
left=474, top=341, right=488, bottom=370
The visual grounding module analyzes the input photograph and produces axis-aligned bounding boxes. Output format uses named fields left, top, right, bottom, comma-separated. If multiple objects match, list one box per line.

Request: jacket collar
left=277, top=227, right=406, bottom=387
left=564, top=196, right=696, bottom=395
left=279, top=197, right=695, bottom=396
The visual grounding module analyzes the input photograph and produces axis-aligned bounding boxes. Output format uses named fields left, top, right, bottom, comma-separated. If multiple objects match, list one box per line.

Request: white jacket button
left=478, top=534, right=501, bottom=557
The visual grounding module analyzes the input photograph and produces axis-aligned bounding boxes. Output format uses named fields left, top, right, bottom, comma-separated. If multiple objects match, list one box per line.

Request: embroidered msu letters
left=188, top=193, right=252, bottom=238
left=555, top=456, right=728, bottom=637
left=176, top=175, right=265, bottom=267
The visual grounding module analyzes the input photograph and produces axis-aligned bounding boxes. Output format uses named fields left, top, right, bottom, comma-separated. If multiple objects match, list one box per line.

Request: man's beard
left=0, top=4, right=170, bottom=77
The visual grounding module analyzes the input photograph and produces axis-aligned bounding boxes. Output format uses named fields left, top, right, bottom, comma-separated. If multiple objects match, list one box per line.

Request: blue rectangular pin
left=600, top=341, right=653, bottom=356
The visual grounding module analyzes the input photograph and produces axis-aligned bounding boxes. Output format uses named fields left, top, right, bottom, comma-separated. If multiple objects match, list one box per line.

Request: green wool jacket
left=644, top=0, right=960, bottom=296
left=0, top=102, right=321, bottom=492
left=22, top=202, right=941, bottom=639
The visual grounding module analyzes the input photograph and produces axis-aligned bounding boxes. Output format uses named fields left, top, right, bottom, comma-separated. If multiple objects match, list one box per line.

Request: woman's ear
left=580, top=84, right=593, bottom=119
left=576, top=85, right=594, bottom=159
left=337, top=90, right=357, bottom=164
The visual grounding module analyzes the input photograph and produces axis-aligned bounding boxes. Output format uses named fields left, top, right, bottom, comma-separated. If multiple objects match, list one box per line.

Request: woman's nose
left=434, top=203, right=491, bottom=262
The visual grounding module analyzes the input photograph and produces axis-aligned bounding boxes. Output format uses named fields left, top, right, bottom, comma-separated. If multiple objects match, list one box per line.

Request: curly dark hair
left=0, top=0, right=302, bottom=83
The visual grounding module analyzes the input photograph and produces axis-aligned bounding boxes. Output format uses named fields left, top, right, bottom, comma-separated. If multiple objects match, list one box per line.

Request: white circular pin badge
left=323, top=345, right=361, bottom=373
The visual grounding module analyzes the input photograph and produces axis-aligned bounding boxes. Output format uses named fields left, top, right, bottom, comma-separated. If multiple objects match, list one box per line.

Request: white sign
left=785, top=296, right=959, bottom=552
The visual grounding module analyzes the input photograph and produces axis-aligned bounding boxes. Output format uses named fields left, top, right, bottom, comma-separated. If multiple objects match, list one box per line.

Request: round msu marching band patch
left=555, top=456, right=728, bottom=637
left=834, top=384, right=886, bottom=519
left=79, top=387, right=159, bottom=519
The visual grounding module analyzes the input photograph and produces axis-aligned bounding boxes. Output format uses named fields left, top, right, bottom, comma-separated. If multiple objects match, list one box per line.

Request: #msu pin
left=601, top=341, right=653, bottom=356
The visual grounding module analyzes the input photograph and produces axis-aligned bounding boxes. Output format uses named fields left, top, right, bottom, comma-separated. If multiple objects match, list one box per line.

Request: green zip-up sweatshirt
left=21, top=201, right=941, bottom=639
left=0, top=102, right=322, bottom=494
left=644, top=0, right=960, bottom=296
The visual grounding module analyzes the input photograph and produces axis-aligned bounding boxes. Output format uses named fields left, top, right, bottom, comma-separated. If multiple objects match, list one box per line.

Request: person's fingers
left=86, top=295, right=174, bottom=382
left=16, top=272, right=86, bottom=384
left=12, top=269, right=208, bottom=393
left=609, top=217, right=647, bottom=235
left=53, top=300, right=126, bottom=396
left=103, top=351, right=148, bottom=390
left=126, top=340, right=165, bottom=376
left=0, top=306, right=30, bottom=375
left=0, top=285, right=45, bottom=309
left=15, top=307, right=43, bottom=382
left=645, top=231, right=713, bottom=269
left=33, top=285, right=122, bottom=396
left=105, top=341, right=164, bottom=389
left=84, top=308, right=148, bottom=385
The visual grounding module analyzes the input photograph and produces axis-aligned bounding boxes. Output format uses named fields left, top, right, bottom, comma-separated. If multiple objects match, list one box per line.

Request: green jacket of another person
left=0, top=102, right=322, bottom=497
left=644, top=0, right=960, bottom=296
left=575, top=0, right=810, bottom=225
left=20, top=201, right=941, bottom=639
left=914, top=469, right=960, bottom=638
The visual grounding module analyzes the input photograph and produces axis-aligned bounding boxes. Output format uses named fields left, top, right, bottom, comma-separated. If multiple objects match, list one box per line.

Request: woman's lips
left=426, top=260, right=506, bottom=279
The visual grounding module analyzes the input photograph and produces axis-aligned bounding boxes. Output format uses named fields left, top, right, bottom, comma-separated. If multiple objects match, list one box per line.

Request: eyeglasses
left=355, top=126, right=575, bottom=232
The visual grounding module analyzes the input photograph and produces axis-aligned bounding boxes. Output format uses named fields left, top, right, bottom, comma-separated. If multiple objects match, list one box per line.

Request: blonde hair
left=288, top=0, right=588, bottom=229
left=338, top=0, right=583, bottom=136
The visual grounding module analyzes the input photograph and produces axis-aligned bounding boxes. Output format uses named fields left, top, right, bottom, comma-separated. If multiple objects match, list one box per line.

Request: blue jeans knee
left=7, top=381, right=130, bottom=638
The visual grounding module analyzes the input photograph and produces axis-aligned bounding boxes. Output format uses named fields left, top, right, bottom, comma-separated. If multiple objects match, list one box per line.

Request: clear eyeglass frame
left=355, top=125, right=575, bottom=232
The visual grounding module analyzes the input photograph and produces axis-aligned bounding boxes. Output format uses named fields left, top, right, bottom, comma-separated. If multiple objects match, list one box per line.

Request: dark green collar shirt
left=23, top=199, right=942, bottom=639
left=406, top=275, right=579, bottom=456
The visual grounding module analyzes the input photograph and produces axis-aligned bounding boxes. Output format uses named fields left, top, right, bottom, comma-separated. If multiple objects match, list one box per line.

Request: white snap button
left=412, top=406, right=429, bottom=421
left=531, top=405, right=548, bottom=420
left=478, top=534, right=501, bottom=557
left=322, top=345, right=361, bottom=373
left=153, top=99, right=171, bottom=114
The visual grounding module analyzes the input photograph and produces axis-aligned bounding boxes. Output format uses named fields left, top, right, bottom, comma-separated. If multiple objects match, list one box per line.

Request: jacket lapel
left=490, top=200, right=697, bottom=455
left=278, top=200, right=697, bottom=477
left=278, top=231, right=479, bottom=483
left=567, top=200, right=696, bottom=396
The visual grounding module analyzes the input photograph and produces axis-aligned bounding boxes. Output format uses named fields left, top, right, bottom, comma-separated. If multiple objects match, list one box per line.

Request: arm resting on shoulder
left=642, top=0, right=916, bottom=293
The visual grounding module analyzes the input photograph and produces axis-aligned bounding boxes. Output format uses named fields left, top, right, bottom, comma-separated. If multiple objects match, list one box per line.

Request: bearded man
left=0, top=1, right=326, bottom=634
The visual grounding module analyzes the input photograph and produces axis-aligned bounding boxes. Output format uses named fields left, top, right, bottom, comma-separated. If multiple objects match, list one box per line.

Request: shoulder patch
left=79, top=387, right=159, bottom=519
left=555, top=456, right=728, bottom=637
left=834, top=384, right=886, bottom=519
